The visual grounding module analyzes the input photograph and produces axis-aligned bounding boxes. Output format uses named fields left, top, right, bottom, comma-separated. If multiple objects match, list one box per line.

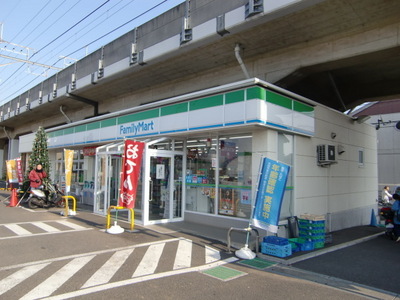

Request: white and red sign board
left=118, top=140, right=145, bottom=209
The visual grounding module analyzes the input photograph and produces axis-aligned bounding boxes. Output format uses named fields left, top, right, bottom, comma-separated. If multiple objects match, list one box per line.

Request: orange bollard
left=7, top=189, right=18, bottom=207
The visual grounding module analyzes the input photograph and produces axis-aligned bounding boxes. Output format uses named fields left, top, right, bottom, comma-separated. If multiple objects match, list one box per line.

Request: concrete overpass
left=0, top=0, right=399, bottom=146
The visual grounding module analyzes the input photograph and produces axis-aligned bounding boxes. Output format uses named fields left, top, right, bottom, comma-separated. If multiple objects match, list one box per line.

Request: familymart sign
left=18, top=81, right=315, bottom=150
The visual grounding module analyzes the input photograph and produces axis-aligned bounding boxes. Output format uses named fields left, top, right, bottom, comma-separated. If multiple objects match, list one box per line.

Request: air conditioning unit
left=317, top=144, right=336, bottom=165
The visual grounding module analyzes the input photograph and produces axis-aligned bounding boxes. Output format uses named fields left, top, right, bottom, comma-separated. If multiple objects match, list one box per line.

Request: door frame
left=143, top=148, right=185, bottom=225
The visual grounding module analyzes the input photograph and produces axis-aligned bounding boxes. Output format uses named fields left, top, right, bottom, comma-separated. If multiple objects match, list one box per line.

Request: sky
left=0, top=0, right=185, bottom=105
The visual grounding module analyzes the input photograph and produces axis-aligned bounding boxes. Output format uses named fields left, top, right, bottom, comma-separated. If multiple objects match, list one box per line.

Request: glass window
left=185, top=138, right=217, bottom=214
left=218, top=135, right=252, bottom=219
left=277, top=132, right=293, bottom=220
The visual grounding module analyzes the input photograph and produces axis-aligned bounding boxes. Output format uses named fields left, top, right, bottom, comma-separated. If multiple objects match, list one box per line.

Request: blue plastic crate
left=313, top=241, right=325, bottom=249
left=298, top=219, right=325, bottom=228
left=261, top=242, right=292, bottom=257
left=263, top=236, right=289, bottom=245
left=299, top=228, right=325, bottom=236
left=289, top=238, right=314, bottom=251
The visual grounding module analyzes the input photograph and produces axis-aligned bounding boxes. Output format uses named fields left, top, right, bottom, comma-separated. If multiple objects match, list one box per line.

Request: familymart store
left=19, top=78, right=315, bottom=228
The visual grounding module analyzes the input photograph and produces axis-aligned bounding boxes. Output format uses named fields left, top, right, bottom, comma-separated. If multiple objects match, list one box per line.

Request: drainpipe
left=234, top=44, right=250, bottom=79
left=60, top=105, right=72, bottom=123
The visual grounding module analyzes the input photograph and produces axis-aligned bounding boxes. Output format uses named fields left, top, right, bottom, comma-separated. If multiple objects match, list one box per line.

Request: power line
left=0, top=0, right=110, bottom=91
left=0, top=0, right=181, bottom=103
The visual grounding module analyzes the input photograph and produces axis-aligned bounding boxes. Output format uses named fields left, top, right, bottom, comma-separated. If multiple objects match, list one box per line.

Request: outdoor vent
left=97, top=60, right=104, bottom=79
left=130, top=43, right=138, bottom=65
left=70, top=73, right=76, bottom=90
left=180, top=17, right=192, bottom=44
left=52, top=83, right=57, bottom=99
left=180, top=28, right=192, bottom=44
left=245, top=0, right=264, bottom=18
left=317, top=144, right=337, bottom=166
left=38, top=91, right=43, bottom=104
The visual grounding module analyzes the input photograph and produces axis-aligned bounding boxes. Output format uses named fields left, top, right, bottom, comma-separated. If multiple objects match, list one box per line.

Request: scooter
left=25, top=182, right=65, bottom=209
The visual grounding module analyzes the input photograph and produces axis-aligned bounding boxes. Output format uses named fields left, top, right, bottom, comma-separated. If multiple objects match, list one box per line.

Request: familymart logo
left=120, top=120, right=155, bottom=136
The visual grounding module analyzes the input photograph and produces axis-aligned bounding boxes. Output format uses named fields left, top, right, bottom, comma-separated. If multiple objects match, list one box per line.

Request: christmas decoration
left=28, top=126, right=51, bottom=179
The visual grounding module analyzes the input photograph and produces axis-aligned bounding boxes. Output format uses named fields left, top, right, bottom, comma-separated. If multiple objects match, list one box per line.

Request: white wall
left=295, top=106, right=378, bottom=231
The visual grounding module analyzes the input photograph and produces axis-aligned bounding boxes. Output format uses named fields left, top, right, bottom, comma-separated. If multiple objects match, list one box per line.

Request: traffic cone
left=7, top=189, right=18, bottom=207
left=369, top=209, right=377, bottom=227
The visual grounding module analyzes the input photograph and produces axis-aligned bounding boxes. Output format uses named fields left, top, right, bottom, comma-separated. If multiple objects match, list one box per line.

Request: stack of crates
left=298, top=214, right=326, bottom=249
left=288, top=237, right=314, bottom=252
left=261, top=236, right=292, bottom=258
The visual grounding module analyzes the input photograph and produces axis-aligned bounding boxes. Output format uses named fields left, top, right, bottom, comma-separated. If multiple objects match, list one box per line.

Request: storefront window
left=53, top=148, right=96, bottom=203
left=278, top=132, right=294, bottom=219
left=218, top=136, right=252, bottom=219
left=185, top=138, right=216, bottom=214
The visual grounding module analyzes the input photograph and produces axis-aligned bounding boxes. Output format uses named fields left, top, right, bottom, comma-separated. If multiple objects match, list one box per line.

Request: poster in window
left=219, top=188, right=238, bottom=216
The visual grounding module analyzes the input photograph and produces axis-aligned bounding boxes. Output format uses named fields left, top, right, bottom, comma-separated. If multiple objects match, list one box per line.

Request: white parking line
left=0, top=263, right=50, bottom=296
left=82, top=248, right=134, bottom=288
left=173, top=238, right=192, bottom=270
left=31, top=221, right=61, bottom=232
left=3, top=224, right=32, bottom=236
left=205, top=245, right=221, bottom=264
left=21, top=256, right=95, bottom=300
left=132, top=243, right=165, bottom=277
left=43, top=257, right=239, bottom=300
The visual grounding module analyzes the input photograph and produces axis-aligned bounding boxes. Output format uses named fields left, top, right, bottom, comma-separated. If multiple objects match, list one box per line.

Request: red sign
left=16, top=158, right=24, bottom=185
left=119, top=140, right=145, bottom=209
left=83, top=146, right=97, bottom=156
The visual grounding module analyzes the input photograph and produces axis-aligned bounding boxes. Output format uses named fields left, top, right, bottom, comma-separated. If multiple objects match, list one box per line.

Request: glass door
left=149, top=155, right=171, bottom=221
left=146, top=151, right=183, bottom=223
left=94, top=153, right=122, bottom=214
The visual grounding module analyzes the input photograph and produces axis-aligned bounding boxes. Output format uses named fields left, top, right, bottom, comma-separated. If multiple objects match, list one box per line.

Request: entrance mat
left=238, top=257, right=277, bottom=269
left=201, top=266, right=247, bottom=281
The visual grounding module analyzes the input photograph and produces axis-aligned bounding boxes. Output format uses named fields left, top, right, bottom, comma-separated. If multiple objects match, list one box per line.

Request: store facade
left=19, top=78, right=376, bottom=232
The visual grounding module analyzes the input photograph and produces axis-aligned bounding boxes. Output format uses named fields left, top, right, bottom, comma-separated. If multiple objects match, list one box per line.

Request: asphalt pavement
left=1, top=190, right=399, bottom=299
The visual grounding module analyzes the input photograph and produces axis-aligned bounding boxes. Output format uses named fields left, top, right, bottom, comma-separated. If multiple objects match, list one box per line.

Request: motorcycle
left=24, top=181, right=65, bottom=209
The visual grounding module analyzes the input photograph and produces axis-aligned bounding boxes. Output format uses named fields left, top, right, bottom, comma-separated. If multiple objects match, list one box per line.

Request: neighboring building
left=0, top=0, right=386, bottom=235
left=351, top=99, right=400, bottom=199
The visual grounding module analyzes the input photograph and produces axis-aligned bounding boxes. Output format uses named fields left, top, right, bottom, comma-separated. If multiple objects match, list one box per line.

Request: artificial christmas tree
left=28, top=126, right=51, bottom=179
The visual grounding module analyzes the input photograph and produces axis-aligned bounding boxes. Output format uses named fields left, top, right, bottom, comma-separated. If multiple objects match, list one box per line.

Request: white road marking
left=173, top=238, right=192, bottom=269
left=0, top=238, right=181, bottom=272
left=20, top=255, right=95, bottom=300
left=205, top=245, right=221, bottom=264
left=0, top=237, right=229, bottom=300
left=42, top=257, right=239, bottom=300
left=3, top=224, right=32, bottom=236
left=0, top=263, right=50, bottom=296
left=31, top=221, right=61, bottom=232
left=0, top=220, right=92, bottom=240
left=82, top=248, right=134, bottom=288
left=133, top=243, right=165, bottom=277
left=56, top=220, right=87, bottom=230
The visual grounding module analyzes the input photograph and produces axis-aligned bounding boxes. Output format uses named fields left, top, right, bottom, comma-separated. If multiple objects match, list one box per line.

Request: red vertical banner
left=16, top=158, right=24, bottom=185
left=119, top=140, right=145, bottom=209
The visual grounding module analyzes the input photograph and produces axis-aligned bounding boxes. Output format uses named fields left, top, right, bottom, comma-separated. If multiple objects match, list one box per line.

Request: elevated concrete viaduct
left=0, top=0, right=399, bottom=156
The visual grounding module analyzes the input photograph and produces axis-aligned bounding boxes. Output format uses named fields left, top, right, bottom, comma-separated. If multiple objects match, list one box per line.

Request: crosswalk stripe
left=0, top=263, right=50, bottom=296
left=133, top=243, right=165, bottom=277
left=56, top=220, right=87, bottom=230
left=173, top=239, right=192, bottom=270
left=81, top=248, right=134, bottom=288
left=3, top=224, right=32, bottom=236
left=20, top=255, right=95, bottom=300
left=43, top=257, right=238, bottom=300
left=31, top=222, right=61, bottom=232
left=205, top=245, right=221, bottom=264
